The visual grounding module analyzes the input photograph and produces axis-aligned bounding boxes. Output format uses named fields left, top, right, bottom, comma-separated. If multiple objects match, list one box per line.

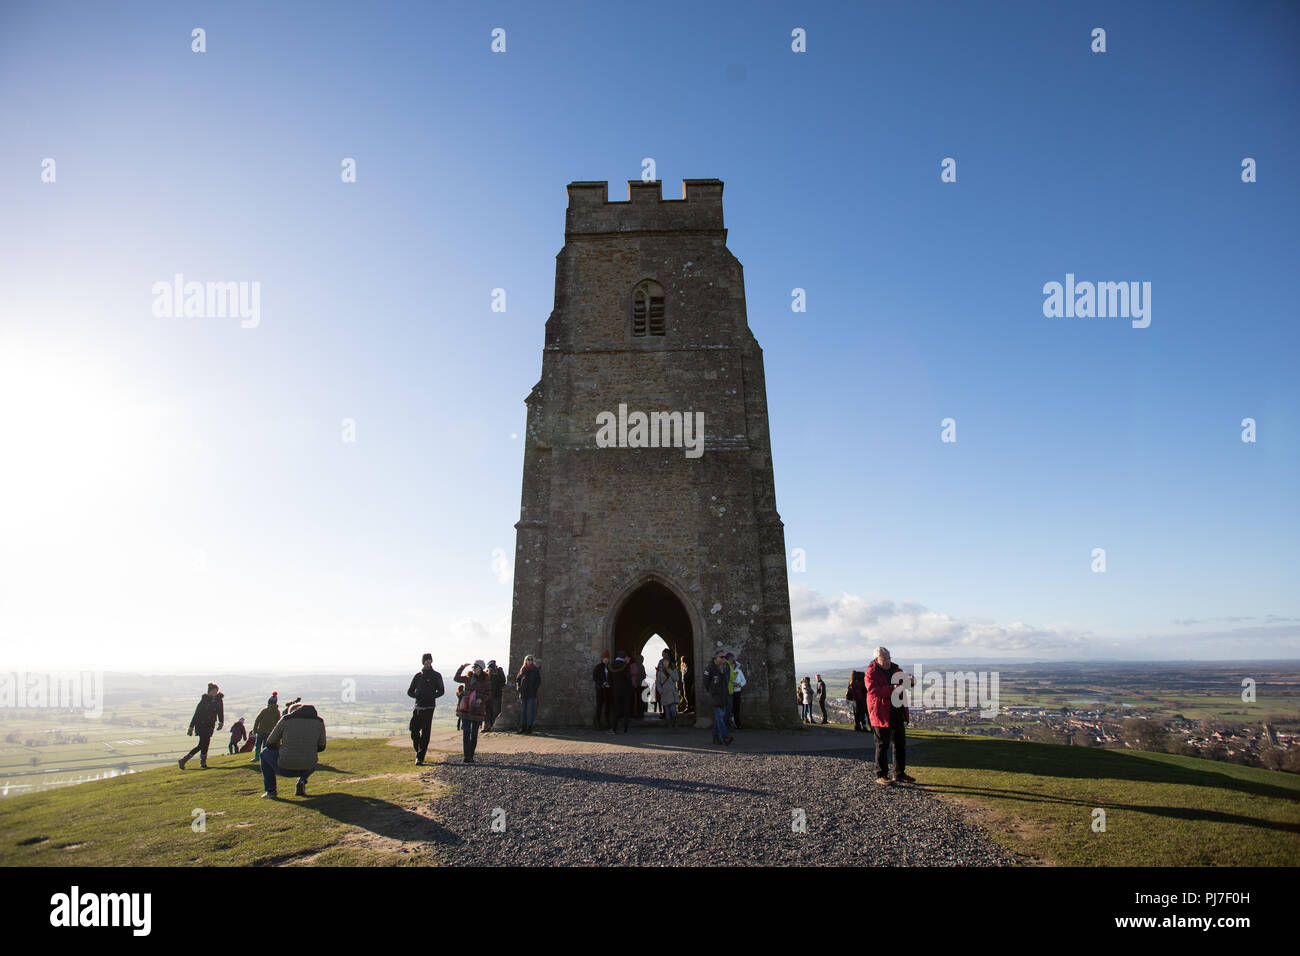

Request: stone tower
left=503, top=178, right=796, bottom=729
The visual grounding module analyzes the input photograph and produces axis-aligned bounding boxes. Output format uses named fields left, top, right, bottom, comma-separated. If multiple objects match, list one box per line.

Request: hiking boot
left=199, top=758, right=208, bottom=769
left=415, top=758, right=425, bottom=766
left=894, top=772, right=916, bottom=784
left=295, top=779, right=307, bottom=796
left=876, top=776, right=892, bottom=786
left=261, top=791, right=278, bottom=799
left=178, top=757, right=187, bottom=770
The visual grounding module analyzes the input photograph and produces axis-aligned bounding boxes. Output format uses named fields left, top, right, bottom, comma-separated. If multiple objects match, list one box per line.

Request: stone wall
left=502, top=180, right=797, bottom=729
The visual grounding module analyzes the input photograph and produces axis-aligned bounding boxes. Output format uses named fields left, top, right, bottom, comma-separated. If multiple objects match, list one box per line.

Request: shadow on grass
left=924, top=781, right=1300, bottom=835
left=300, top=792, right=461, bottom=846
left=921, top=737, right=1300, bottom=804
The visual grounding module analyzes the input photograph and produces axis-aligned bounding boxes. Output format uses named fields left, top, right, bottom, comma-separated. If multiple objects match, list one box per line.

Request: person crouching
left=259, top=702, right=327, bottom=798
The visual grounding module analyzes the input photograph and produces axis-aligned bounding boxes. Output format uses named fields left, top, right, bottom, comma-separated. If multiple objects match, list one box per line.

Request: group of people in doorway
left=591, top=649, right=746, bottom=742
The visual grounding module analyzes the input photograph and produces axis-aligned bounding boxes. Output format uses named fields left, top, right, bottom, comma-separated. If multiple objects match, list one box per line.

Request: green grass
left=0, top=739, right=450, bottom=866
left=905, top=730, right=1300, bottom=865
left=5, top=728, right=1299, bottom=867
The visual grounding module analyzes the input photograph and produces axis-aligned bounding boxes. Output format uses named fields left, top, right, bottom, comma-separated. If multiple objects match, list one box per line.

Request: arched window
left=631, top=280, right=665, bottom=337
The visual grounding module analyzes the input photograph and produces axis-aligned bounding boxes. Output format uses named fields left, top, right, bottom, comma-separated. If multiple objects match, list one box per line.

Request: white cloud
left=790, top=585, right=1090, bottom=661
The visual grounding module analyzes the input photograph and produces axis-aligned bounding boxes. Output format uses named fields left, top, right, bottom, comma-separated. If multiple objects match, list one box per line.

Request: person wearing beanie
left=179, top=682, right=224, bottom=770
left=251, top=693, right=281, bottom=763
left=453, top=661, right=492, bottom=762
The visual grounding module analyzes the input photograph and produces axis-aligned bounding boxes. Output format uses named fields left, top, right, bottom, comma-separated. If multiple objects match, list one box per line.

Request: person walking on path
left=609, top=652, right=633, bottom=734
left=816, top=674, right=828, bottom=725
left=847, top=670, right=868, bottom=732
left=655, top=650, right=680, bottom=729
left=407, top=652, right=445, bottom=765
left=251, top=693, right=280, bottom=762
left=485, top=660, right=506, bottom=731
left=592, top=652, right=613, bottom=729
left=179, top=683, right=224, bottom=770
left=867, top=646, right=915, bottom=785
left=704, top=651, right=733, bottom=745
left=259, top=702, right=326, bottom=798
left=516, top=655, right=541, bottom=733
left=227, top=717, right=247, bottom=754
left=454, top=661, right=493, bottom=763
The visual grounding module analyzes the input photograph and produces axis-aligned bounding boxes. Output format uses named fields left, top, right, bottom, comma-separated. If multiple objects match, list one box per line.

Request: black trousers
left=410, top=707, right=434, bottom=759
left=594, top=687, right=611, bottom=727
left=873, top=723, right=906, bottom=776
left=185, top=729, right=214, bottom=761
left=613, top=694, right=631, bottom=732
left=853, top=699, right=866, bottom=730
left=818, top=699, right=828, bottom=723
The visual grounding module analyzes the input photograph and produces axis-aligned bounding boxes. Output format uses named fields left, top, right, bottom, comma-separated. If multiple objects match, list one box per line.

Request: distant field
left=806, top=663, right=1300, bottom=727
left=1, top=672, right=459, bottom=798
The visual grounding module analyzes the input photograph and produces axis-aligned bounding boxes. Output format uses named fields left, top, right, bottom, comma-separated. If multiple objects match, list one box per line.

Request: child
left=227, top=716, right=247, bottom=754
left=455, top=684, right=465, bottom=730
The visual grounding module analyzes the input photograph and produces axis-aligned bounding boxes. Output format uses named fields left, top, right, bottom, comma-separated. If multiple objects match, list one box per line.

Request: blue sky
left=1, top=0, right=1296, bottom=671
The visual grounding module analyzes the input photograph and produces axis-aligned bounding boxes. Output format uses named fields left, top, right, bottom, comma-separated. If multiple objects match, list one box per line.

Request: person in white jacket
left=726, top=652, right=746, bottom=730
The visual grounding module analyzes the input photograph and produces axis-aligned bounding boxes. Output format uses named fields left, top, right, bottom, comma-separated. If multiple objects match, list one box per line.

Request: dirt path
left=390, top=725, right=1016, bottom=866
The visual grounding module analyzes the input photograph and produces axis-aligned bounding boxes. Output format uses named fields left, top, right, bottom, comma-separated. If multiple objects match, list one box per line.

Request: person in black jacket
left=592, top=652, right=612, bottom=729
left=485, top=660, right=506, bottom=731
left=516, top=655, right=541, bottom=733
left=407, top=653, right=445, bottom=765
left=609, top=653, right=633, bottom=734
left=179, top=683, right=224, bottom=769
left=816, top=674, right=828, bottom=725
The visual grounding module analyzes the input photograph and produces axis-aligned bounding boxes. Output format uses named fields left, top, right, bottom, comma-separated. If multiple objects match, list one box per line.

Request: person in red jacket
left=866, top=647, right=915, bottom=785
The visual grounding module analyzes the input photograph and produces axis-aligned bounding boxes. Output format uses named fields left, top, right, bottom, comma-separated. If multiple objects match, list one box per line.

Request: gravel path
left=424, top=750, right=1015, bottom=866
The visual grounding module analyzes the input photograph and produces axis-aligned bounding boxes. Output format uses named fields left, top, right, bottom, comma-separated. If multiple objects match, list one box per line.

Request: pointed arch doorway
left=606, top=577, right=701, bottom=721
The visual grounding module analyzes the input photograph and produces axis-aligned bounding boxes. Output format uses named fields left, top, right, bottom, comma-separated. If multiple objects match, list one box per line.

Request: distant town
left=815, top=661, right=1300, bottom=772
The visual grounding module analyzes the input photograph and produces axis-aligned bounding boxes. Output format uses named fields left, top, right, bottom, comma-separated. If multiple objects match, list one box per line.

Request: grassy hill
left=0, top=738, right=450, bottom=866
left=1, top=732, right=1297, bottom=866
left=905, top=730, right=1300, bottom=865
